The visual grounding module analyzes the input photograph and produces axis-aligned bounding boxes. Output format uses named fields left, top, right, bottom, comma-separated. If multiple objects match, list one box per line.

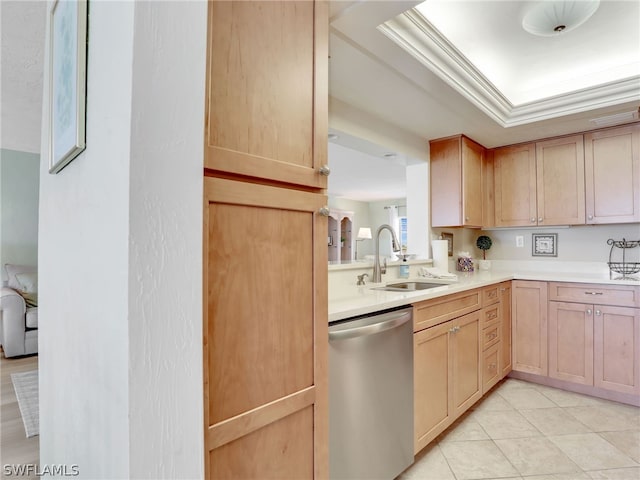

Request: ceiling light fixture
left=522, top=0, right=600, bottom=37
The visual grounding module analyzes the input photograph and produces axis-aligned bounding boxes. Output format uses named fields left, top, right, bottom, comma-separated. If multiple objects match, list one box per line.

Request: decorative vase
left=478, top=259, right=491, bottom=271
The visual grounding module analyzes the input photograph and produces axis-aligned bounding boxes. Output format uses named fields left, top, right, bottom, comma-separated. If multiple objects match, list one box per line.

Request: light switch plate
left=516, top=235, right=524, bottom=248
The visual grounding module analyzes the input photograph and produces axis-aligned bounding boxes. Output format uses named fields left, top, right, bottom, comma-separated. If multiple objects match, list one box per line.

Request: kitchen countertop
left=329, top=266, right=640, bottom=322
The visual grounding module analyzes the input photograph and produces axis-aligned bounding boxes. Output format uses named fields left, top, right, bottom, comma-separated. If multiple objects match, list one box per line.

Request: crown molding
left=378, top=10, right=640, bottom=127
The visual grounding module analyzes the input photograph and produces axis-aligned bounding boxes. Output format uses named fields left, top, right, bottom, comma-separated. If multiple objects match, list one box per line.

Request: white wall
left=127, top=2, right=205, bottom=477
left=0, top=149, right=39, bottom=278
left=407, top=161, right=429, bottom=259
left=431, top=224, right=640, bottom=271
left=39, top=2, right=205, bottom=477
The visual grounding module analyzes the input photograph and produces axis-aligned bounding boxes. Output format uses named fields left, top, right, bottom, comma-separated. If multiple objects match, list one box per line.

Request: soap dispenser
left=399, top=254, right=410, bottom=278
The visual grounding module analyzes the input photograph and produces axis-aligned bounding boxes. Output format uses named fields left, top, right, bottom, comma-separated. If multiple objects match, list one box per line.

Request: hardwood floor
left=0, top=351, right=39, bottom=478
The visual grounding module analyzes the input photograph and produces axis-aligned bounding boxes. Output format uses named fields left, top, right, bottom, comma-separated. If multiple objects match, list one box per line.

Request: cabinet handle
left=586, top=309, right=592, bottom=315
left=538, top=217, right=543, bottom=223
left=450, top=326, right=460, bottom=333
left=584, top=291, right=603, bottom=296
left=319, top=206, right=330, bottom=216
left=595, top=310, right=602, bottom=316
left=530, top=218, right=536, bottom=223
left=318, top=165, right=331, bottom=176
left=465, top=216, right=470, bottom=221
left=588, top=214, right=593, bottom=220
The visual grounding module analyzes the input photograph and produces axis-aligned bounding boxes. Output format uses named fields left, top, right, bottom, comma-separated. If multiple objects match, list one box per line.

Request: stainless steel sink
left=373, top=281, right=447, bottom=292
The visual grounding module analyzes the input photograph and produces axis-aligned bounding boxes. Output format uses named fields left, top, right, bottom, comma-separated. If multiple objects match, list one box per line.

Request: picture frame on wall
left=532, top=233, right=558, bottom=257
left=48, top=0, right=88, bottom=174
left=442, top=232, right=454, bottom=256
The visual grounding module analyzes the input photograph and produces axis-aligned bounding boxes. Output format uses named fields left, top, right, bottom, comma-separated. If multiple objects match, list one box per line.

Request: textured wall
left=38, top=2, right=134, bottom=476
left=127, top=1, right=205, bottom=477
left=39, top=1, right=206, bottom=477
left=0, top=149, right=39, bottom=277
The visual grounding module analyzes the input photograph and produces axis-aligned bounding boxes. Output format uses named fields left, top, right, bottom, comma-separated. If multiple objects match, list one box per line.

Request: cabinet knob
left=465, top=216, right=469, bottom=221
left=538, top=217, right=543, bottom=223
left=319, top=206, right=330, bottom=216
left=319, top=165, right=331, bottom=176
left=588, top=214, right=593, bottom=220
left=531, top=218, right=536, bottom=223
left=587, top=309, right=592, bottom=315
left=595, top=309, right=602, bottom=316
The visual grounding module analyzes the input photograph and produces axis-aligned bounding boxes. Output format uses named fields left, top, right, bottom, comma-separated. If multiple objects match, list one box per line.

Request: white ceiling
left=1, top=1, right=46, bottom=154
left=327, top=0, right=640, bottom=200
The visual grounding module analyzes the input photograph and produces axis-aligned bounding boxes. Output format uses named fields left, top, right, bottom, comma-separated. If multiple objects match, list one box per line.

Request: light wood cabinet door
left=204, top=177, right=328, bottom=478
left=430, top=135, right=484, bottom=227
left=594, top=305, right=640, bottom=395
left=500, top=282, right=512, bottom=378
left=494, top=143, right=537, bottom=227
left=414, top=321, right=453, bottom=453
left=585, top=123, right=640, bottom=224
left=205, top=1, right=328, bottom=188
left=548, top=301, right=594, bottom=386
left=536, top=135, right=585, bottom=225
left=512, top=280, right=548, bottom=375
left=451, top=311, right=482, bottom=417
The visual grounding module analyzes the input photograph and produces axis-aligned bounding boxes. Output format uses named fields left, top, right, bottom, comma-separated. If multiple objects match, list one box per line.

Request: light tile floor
left=398, top=378, right=640, bottom=480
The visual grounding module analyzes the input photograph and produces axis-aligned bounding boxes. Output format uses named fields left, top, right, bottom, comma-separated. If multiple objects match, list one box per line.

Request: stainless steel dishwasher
left=329, top=306, right=414, bottom=480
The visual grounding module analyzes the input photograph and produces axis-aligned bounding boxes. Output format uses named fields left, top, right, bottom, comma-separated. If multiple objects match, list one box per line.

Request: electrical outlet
left=516, top=235, right=524, bottom=248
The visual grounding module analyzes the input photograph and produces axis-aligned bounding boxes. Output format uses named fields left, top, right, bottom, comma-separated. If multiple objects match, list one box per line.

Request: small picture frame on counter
left=532, top=233, right=558, bottom=257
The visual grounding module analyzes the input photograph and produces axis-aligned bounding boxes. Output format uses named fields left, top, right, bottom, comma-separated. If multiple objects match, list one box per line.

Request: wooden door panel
left=462, top=137, right=483, bottom=227
left=452, top=311, right=481, bottom=416
left=204, top=176, right=328, bottom=476
left=536, top=135, right=585, bottom=225
left=585, top=124, right=640, bottom=223
left=209, top=407, right=314, bottom=479
left=594, top=305, right=640, bottom=395
left=512, top=281, right=548, bottom=375
left=414, top=321, right=452, bottom=453
left=548, top=302, right=593, bottom=385
left=206, top=1, right=327, bottom=188
left=494, top=144, right=537, bottom=226
left=500, top=283, right=512, bottom=378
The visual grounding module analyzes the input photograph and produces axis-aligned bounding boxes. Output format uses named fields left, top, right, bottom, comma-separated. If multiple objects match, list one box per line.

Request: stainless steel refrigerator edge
left=329, top=307, right=414, bottom=479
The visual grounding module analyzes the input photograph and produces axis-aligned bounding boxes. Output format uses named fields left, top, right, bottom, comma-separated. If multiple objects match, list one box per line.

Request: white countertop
left=328, top=265, right=640, bottom=322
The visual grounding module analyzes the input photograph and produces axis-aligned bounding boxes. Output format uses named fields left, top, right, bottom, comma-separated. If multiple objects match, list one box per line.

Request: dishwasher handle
left=329, top=310, right=411, bottom=341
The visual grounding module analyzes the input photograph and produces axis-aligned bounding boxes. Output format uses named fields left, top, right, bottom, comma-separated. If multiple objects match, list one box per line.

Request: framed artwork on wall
left=48, top=0, right=88, bottom=174
left=532, top=233, right=558, bottom=257
left=442, top=232, right=454, bottom=256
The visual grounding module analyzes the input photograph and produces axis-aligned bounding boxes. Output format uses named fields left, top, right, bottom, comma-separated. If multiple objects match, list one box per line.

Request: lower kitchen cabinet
left=512, top=280, right=548, bottom=375
left=594, top=305, right=640, bottom=395
left=499, top=282, right=512, bottom=377
left=414, top=310, right=481, bottom=453
left=548, top=301, right=594, bottom=386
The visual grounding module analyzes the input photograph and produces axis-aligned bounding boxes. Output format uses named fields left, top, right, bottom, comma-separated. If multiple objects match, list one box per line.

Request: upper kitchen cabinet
left=494, top=135, right=585, bottom=227
left=430, top=135, right=485, bottom=227
left=584, top=123, right=640, bottom=224
left=205, top=1, right=328, bottom=189
left=535, top=135, right=585, bottom=226
left=493, top=143, right=537, bottom=227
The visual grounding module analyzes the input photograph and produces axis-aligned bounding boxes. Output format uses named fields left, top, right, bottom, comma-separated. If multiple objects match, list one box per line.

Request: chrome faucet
left=372, top=224, right=401, bottom=283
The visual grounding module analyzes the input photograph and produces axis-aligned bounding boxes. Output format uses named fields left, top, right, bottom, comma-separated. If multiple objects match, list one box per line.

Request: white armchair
left=0, top=264, right=38, bottom=358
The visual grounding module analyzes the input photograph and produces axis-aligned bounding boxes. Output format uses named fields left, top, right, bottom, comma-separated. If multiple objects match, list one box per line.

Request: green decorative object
left=476, top=235, right=493, bottom=260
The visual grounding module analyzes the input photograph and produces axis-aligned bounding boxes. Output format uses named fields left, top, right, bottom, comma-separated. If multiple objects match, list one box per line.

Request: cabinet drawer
left=482, top=323, right=501, bottom=350
left=482, top=285, right=500, bottom=307
left=413, top=289, right=482, bottom=332
left=482, top=343, right=501, bottom=394
left=549, top=282, right=640, bottom=308
left=482, top=304, right=500, bottom=328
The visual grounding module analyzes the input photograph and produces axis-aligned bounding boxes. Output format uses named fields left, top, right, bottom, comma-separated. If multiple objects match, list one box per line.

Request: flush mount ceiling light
left=522, top=0, right=600, bottom=37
